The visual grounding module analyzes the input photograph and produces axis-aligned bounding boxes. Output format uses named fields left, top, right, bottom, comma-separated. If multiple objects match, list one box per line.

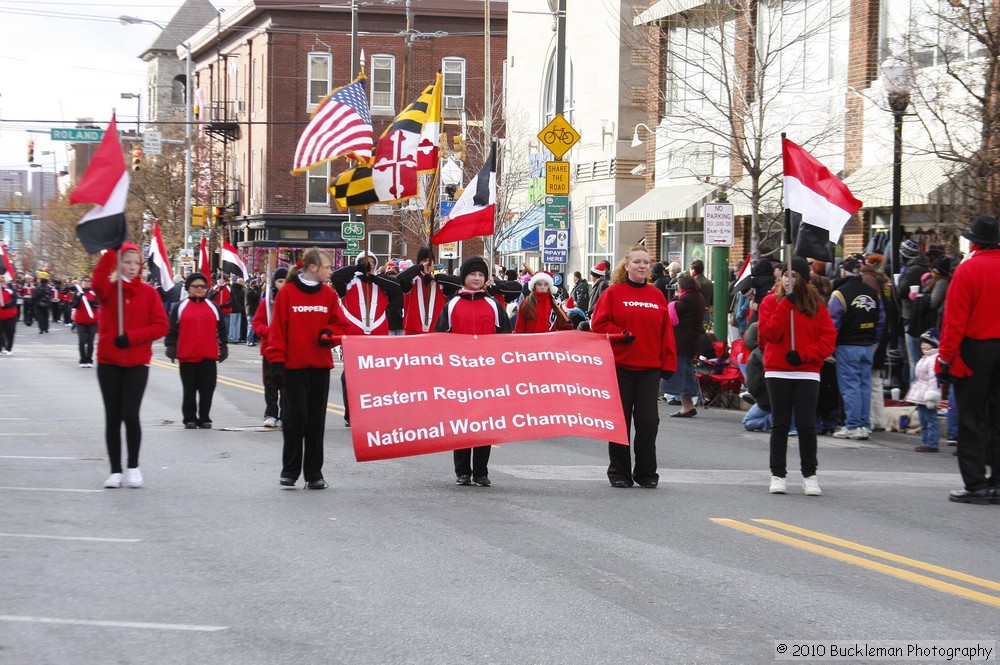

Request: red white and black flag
left=782, top=137, right=862, bottom=261
left=431, top=143, right=497, bottom=245
left=198, top=234, right=211, bottom=275
left=220, top=240, right=248, bottom=281
left=69, top=115, right=129, bottom=253
left=146, top=222, right=173, bottom=291
left=0, top=242, right=15, bottom=276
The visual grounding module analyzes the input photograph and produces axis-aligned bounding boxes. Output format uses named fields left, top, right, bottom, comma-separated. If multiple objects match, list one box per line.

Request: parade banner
left=342, top=332, right=628, bottom=462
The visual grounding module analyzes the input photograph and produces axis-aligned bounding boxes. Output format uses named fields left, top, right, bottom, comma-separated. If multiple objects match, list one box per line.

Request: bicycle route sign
left=341, top=221, right=365, bottom=240
left=537, top=114, right=580, bottom=160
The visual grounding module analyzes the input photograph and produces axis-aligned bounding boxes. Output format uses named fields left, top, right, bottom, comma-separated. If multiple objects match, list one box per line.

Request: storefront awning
left=617, top=182, right=716, bottom=222
left=497, top=206, right=543, bottom=253
left=633, top=0, right=709, bottom=25
left=842, top=159, right=955, bottom=208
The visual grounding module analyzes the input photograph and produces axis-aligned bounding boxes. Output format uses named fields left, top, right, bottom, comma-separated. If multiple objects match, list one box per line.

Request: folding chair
left=695, top=341, right=745, bottom=409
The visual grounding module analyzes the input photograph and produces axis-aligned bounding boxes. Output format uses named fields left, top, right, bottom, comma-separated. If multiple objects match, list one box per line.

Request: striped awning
left=617, top=182, right=716, bottom=222
left=633, top=0, right=709, bottom=26
left=842, top=159, right=955, bottom=208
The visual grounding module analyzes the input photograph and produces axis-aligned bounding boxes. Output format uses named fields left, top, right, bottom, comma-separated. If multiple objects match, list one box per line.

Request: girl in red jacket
left=71, top=276, right=99, bottom=367
left=514, top=271, right=573, bottom=334
left=164, top=273, right=228, bottom=429
left=757, top=256, right=837, bottom=497
left=435, top=256, right=512, bottom=486
left=252, top=266, right=288, bottom=428
left=265, top=248, right=349, bottom=490
left=591, top=246, right=677, bottom=489
left=92, top=243, right=170, bottom=489
left=0, top=276, right=18, bottom=355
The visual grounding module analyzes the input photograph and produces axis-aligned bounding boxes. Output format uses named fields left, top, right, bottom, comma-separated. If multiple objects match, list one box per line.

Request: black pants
left=953, top=338, right=1000, bottom=491
left=262, top=358, right=284, bottom=420
left=22, top=303, right=33, bottom=326
left=0, top=318, right=15, bottom=352
left=454, top=446, right=492, bottom=477
left=766, top=377, right=819, bottom=478
left=97, top=363, right=149, bottom=474
left=281, top=368, right=330, bottom=482
left=608, top=367, right=660, bottom=486
left=341, top=371, right=350, bottom=422
left=76, top=323, right=96, bottom=363
left=180, top=359, right=217, bottom=425
left=35, top=306, right=49, bottom=332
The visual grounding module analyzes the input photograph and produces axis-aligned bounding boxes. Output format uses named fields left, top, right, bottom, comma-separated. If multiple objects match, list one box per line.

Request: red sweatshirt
left=252, top=294, right=270, bottom=357
left=0, top=286, right=18, bottom=320
left=165, top=298, right=225, bottom=363
left=91, top=246, right=169, bottom=367
left=264, top=276, right=350, bottom=369
left=590, top=281, right=677, bottom=373
left=71, top=288, right=99, bottom=325
left=757, top=293, right=837, bottom=375
left=938, top=249, right=1000, bottom=378
left=514, top=291, right=570, bottom=333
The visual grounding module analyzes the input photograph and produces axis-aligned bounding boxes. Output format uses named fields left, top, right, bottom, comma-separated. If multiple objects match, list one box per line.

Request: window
left=371, top=55, right=395, bottom=112
left=368, top=231, right=392, bottom=265
left=587, top=204, right=614, bottom=268
left=172, top=75, right=186, bottom=106
left=307, top=162, right=330, bottom=206
left=543, top=51, right=574, bottom=125
left=308, top=52, right=332, bottom=110
left=881, top=0, right=987, bottom=68
left=442, top=57, right=466, bottom=109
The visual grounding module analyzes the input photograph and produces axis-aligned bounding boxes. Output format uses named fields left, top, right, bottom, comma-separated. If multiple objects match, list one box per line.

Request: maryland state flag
left=332, top=76, right=441, bottom=209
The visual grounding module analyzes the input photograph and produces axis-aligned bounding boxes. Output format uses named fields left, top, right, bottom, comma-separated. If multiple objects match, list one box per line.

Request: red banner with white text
left=342, top=332, right=628, bottom=462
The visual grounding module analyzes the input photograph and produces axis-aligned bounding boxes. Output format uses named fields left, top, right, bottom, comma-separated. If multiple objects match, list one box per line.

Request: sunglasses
left=189, top=283, right=208, bottom=289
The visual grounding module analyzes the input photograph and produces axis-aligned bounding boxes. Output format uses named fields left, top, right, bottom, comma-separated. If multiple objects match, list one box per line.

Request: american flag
left=291, top=78, right=374, bottom=174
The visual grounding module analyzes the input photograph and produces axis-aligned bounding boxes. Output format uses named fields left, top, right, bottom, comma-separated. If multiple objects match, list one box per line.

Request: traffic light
left=27, top=140, right=34, bottom=163
left=452, top=136, right=465, bottom=162
left=444, top=184, right=458, bottom=201
left=212, top=206, right=224, bottom=226
left=131, top=149, right=142, bottom=171
left=191, top=206, right=207, bottom=227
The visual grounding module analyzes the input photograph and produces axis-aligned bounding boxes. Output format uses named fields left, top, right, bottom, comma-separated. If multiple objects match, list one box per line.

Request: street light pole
left=119, top=15, right=194, bottom=251
left=881, top=56, right=913, bottom=277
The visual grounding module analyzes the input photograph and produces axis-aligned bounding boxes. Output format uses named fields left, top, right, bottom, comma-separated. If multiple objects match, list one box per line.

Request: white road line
left=0, top=433, right=50, bottom=436
left=0, top=532, right=141, bottom=543
left=0, top=455, right=76, bottom=460
left=0, top=417, right=28, bottom=420
left=0, top=486, right=104, bottom=493
left=0, top=615, right=228, bottom=632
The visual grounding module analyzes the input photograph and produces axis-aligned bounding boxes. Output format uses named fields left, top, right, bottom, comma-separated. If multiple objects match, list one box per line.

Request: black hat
left=272, top=267, right=288, bottom=282
left=416, top=247, right=431, bottom=263
left=459, top=256, right=489, bottom=282
left=841, top=257, right=861, bottom=274
left=961, top=215, right=1000, bottom=245
left=185, top=272, right=208, bottom=289
left=790, top=256, right=811, bottom=284
left=932, top=256, right=952, bottom=277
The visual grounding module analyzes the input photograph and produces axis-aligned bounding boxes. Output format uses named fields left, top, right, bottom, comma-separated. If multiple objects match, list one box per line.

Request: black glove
left=621, top=330, right=636, bottom=344
left=358, top=261, right=372, bottom=274
left=784, top=292, right=796, bottom=305
left=661, top=370, right=674, bottom=381
left=218, top=346, right=228, bottom=363
left=318, top=328, right=335, bottom=347
left=936, top=359, right=956, bottom=385
left=786, top=349, right=802, bottom=366
left=165, top=345, right=177, bottom=362
left=271, top=362, right=286, bottom=388
left=114, top=334, right=129, bottom=349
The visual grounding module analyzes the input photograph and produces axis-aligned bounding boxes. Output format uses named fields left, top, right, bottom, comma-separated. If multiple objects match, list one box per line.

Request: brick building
left=181, top=0, right=507, bottom=273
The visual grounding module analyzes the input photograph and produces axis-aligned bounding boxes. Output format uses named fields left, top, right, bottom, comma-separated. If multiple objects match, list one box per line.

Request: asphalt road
left=1, top=326, right=997, bottom=665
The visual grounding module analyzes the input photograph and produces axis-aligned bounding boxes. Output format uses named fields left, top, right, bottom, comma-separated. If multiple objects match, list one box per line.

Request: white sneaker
left=802, top=475, right=822, bottom=496
left=126, top=467, right=143, bottom=488
left=769, top=476, right=787, bottom=494
left=104, top=473, right=122, bottom=488
left=263, top=416, right=277, bottom=428
left=849, top=427, right=870, bottom=440
left=832, top=427, right=852, bottom=439
left=1, top=349, right=10, bottom=355
left=275, top=419, right=282, bottom=428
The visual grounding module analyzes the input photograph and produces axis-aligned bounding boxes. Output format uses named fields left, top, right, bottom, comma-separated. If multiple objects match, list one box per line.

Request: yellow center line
left=711, top=518, right=1000, bottom=610
left=753, top=519, right=1000, bottom=594
left=150, top=359, right=346, bottom=415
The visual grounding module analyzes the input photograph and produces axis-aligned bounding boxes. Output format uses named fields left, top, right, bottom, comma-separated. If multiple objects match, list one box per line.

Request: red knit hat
left=590, top=260, right=609, bottom=277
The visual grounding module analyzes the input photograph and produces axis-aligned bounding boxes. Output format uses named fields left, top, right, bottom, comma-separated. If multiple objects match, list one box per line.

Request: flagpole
left=117, top=248, right=124, bottom=337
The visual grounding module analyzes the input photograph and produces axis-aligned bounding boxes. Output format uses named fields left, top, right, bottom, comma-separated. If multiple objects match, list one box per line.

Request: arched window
left=543, top=49, right=573, bottom=124
left=172, top=75, right=187, bottom=106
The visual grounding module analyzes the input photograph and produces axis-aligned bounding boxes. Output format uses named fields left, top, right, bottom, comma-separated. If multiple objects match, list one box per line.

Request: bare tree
left=628, top=0, right=851, bottom=256
left=892, top=0, right=1000, bottom=218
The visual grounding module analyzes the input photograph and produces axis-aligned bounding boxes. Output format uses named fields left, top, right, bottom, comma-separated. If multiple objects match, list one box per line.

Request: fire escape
left=203, top=55, right=241, bottom=230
